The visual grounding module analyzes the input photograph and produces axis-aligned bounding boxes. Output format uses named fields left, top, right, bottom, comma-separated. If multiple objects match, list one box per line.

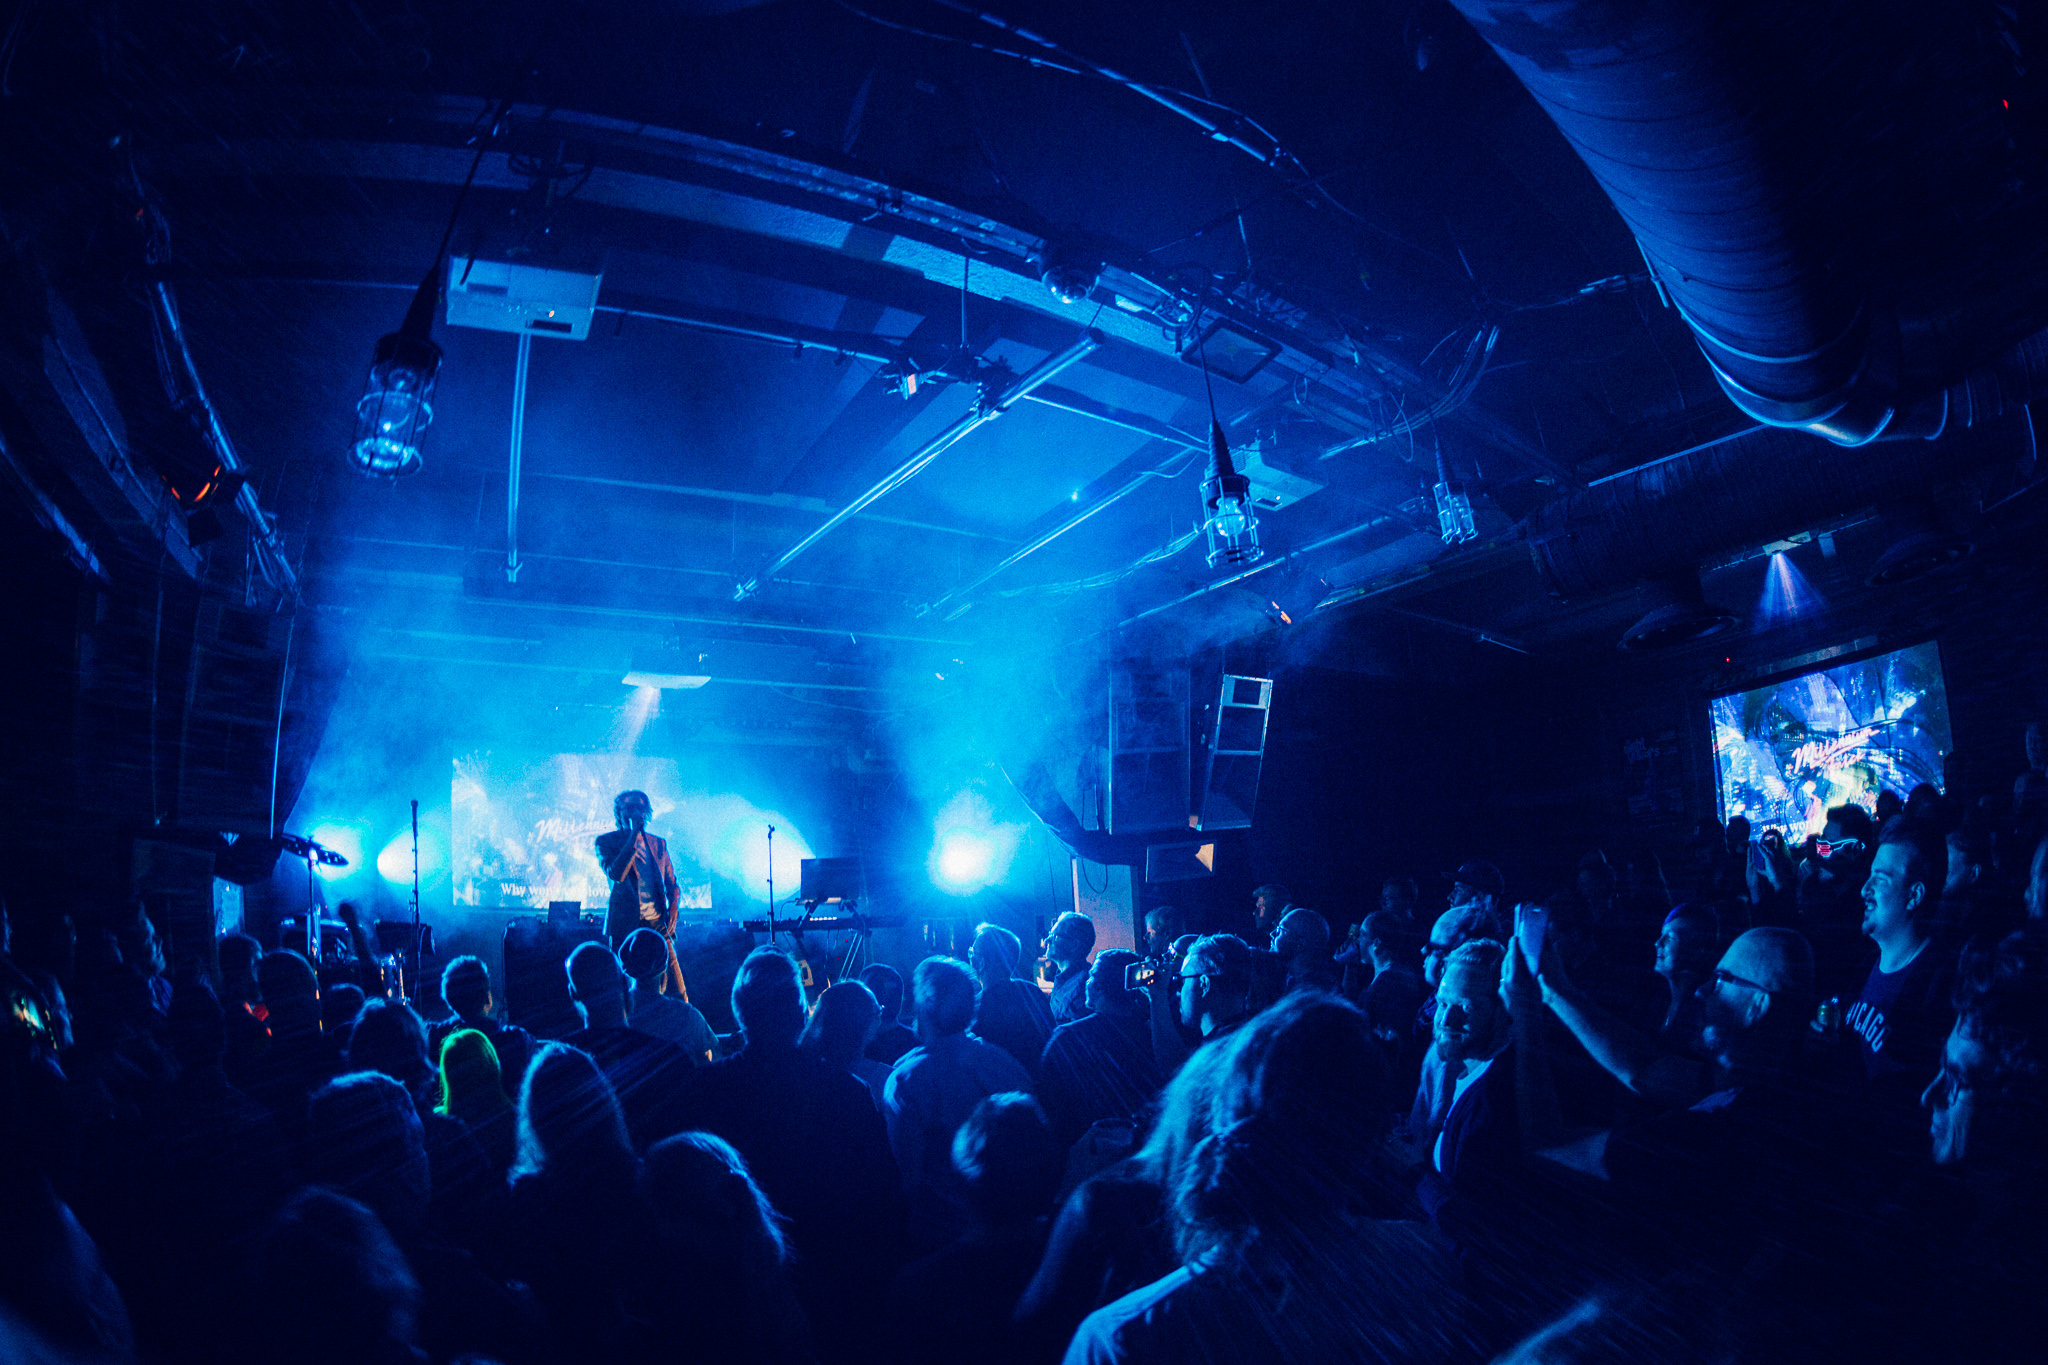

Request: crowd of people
left=5, top=759, right=2048, bottom=1364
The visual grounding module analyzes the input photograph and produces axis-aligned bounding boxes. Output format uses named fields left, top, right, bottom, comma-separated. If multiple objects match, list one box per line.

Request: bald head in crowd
left=1272, top=907, right=1331, bottom=960
left=1699, top=928, right=1814, bottom=1069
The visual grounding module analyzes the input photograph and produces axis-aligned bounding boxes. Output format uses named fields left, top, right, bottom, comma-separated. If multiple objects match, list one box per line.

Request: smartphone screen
left=1516, top=902, right=1548, bottom=968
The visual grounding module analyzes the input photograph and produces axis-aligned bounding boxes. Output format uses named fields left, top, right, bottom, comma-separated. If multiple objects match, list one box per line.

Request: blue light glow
left=926, top=790, right=1022, bottom=895
left=305, top=824, right=366, bottom=881
left=1757, top=551, right=1825, bottom=626
left=377, top=829, right=441, bottom=884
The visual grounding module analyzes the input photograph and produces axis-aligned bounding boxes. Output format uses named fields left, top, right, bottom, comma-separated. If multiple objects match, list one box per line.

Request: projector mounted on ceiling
left=446, top=258, right=603, bottom=339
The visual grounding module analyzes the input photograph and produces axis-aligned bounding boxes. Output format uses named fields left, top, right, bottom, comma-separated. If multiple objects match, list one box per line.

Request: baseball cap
left=1449, top=859, right=1504, bottom=900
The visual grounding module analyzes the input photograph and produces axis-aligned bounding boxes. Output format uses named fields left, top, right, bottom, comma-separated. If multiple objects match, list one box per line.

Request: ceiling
left=4, top=0, right=2040, bottom=765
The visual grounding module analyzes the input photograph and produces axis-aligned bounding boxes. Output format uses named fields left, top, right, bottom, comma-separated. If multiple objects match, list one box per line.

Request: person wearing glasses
left=1796, top=804, right=1878, bottom=1000
left=1524, top=926, right=1847, bottom=1281
left=1517, top=925, right=1815, bottom=1116
left=1897, top=927, right=2048, bottom=1364
left=1174, top=935, right=1255, bottom=1049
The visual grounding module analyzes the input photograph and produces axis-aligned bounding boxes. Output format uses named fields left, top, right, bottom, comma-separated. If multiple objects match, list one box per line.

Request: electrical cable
left=833, top=0, right=1442, bottom=266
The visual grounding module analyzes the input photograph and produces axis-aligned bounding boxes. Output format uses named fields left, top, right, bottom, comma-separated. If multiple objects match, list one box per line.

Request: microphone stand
left=764, top=824, right=777, bottom=940
left=409, top=799, right=421, bottom=1002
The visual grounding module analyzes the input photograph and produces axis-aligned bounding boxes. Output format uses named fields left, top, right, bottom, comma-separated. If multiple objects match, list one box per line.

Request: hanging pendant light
left=1195, top=317, right=1262, bottom=569
left=347, top=267, right=443, bottom=477
left=1201, top=418, right=1262, bottom=568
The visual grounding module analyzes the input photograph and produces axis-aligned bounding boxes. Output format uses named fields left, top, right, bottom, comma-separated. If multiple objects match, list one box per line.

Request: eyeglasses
left=1814, top=837, right=1865, bottom=859
left=1712, top=967, right=1771, bottom=995
left=1422, top=942, right=1455, bottom=958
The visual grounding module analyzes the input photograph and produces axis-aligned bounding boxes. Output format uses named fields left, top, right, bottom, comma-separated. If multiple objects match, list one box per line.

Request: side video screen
left=1711, top=641, right=1951, bottom=838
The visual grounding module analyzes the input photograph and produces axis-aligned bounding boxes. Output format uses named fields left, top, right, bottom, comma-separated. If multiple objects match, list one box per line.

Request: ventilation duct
left=1445, top=0, right=2048, bottom=445
left=1528, top=417, right=2023, bottom=600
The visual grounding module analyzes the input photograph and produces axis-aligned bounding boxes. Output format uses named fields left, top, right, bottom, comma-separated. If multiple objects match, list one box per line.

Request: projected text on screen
left=1711, top=641, right=1951, bottom=838
left=452, top=752, right=714, bottom=910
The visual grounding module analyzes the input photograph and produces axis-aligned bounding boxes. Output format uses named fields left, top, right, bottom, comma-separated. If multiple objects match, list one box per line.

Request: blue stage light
left=305, top=824, right=365, bottom=881
left=933, top=830, right=996, bottom=891
left=927, top=792, right=1022, bottom=895
left=377, top=829, right=439, bottom=884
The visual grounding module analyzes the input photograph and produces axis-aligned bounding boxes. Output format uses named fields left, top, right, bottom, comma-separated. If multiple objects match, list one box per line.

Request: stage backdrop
left=453, top=750, right=812, bottom=912
left=1711, top=640, right=1952, bottom=838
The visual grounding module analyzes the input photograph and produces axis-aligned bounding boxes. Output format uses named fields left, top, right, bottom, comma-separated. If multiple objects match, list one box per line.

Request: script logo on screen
left=452, top=752, right=714, bottom=911
left=1711, top=642, right=1951, bottom=838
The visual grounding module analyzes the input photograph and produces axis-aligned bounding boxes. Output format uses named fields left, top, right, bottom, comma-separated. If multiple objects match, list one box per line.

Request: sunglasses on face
left=1813, top=837, right=1867, bottom=859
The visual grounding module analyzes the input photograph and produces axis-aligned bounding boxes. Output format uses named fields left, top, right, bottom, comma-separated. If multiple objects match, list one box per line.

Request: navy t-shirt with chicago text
left=1845, top=940, right=1955, bottom=1090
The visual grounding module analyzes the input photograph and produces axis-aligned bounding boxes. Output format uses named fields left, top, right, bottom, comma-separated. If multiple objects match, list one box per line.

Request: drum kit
left=277, top=800, right=430, bottom=1000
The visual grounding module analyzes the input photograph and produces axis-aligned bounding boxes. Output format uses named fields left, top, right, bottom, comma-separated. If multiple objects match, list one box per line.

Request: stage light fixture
left=621, top=669, right=710, bottom=690
left=1619, top=572, right=1739, bottom=652
left=1432, top=441, right=1478, bottom=545
left=934, top=830, right=996, bottom=890
left=348, top=270, right=443, bottom=477
left=1201, top=419, right=1263, bottom=568
left=1029, top=242, right=1100, bottom=305
left=1193, top=323, right=1263, bottom=570
left=1178, top=317, right=1280, bottom=384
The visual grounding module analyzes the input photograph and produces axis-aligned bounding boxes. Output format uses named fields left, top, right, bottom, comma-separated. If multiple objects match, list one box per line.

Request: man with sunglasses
left=1797, top=804, right=1878, bottom=1000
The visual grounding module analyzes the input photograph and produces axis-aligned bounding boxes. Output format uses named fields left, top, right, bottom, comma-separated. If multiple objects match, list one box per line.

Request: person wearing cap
left=621, top=928, right=717, bottom=1063
left=1449, top=859, right=1505, bottom=919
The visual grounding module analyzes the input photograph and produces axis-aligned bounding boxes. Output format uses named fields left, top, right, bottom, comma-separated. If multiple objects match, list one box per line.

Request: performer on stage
left=595, top=790, right=689, bottom=1000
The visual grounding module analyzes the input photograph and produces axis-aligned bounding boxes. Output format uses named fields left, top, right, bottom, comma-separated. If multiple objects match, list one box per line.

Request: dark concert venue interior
left=3, top=3, right=2047, bottom=1363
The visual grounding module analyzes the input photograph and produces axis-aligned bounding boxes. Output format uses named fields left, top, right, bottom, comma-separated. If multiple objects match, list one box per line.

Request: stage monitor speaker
left=1196, top=674, right=1272, bottom=831
left=1107, top=665, right=1190, bottom=835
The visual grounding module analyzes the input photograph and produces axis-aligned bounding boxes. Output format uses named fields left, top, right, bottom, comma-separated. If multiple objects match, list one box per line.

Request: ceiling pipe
left=1445, top=0, right=2048, bottom=446
left=1527, top=414, right=2026, bottom=599
left=149, top=279, right=300, bottom=603
left=735, top=329, right=1103, bottom=599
